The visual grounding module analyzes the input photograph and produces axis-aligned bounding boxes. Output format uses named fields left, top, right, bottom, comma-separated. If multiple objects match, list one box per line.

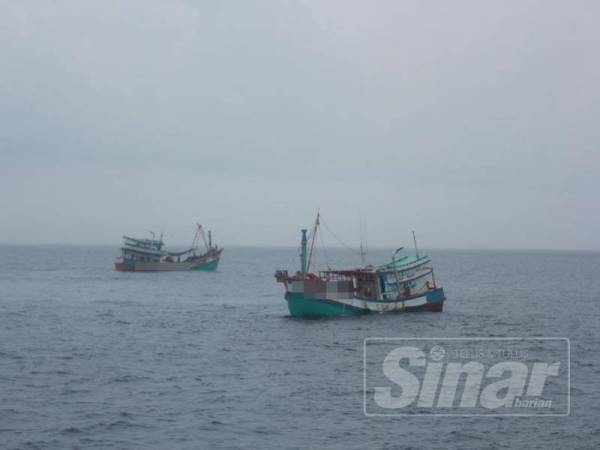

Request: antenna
left=359, top=241, right=367, bottom=266
left=412, top=230, right=420, bottom=259
left=359, top=214, right=367, bottom=265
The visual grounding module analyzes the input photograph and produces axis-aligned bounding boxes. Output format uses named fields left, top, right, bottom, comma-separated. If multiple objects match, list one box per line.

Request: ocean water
left=1, top=245, right=599, bottom=449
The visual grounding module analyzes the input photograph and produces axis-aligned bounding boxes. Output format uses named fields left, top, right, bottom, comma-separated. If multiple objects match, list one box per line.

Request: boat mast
left=300, top=229, right=308, bottom=275
left=306, top=212, right=320, bottom=273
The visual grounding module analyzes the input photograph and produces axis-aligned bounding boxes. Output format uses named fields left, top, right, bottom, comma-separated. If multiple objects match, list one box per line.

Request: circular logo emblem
left=430, top=345, right=446, bottom=361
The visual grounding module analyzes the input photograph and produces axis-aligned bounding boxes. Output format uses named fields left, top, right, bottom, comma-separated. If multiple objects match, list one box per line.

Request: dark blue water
left=1, top=246, right=599, bottom=449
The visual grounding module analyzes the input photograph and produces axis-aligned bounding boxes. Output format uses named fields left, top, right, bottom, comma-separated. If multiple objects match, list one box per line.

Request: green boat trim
left=285, top=293, right=366, bottom=317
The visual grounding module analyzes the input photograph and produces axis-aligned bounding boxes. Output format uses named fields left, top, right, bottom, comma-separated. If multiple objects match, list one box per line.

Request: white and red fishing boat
left=114, top=224, right=222, bottom=272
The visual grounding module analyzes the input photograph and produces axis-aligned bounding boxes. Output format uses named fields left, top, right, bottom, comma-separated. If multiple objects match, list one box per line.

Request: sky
left=1, top=0, right=599, bottom=250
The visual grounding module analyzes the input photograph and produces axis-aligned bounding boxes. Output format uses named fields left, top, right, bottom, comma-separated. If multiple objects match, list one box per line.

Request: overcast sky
left=1, top=1, right=598, bottom=250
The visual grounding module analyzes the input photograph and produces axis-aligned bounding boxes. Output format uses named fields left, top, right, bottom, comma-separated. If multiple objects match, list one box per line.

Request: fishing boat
left=274, top=214, right=445, bottom=317
left=114, top=224, right=223, bottom=272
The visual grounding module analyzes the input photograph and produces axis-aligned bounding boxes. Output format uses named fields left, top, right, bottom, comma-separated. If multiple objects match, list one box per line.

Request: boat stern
left=423, top=287, right=445, bottom=312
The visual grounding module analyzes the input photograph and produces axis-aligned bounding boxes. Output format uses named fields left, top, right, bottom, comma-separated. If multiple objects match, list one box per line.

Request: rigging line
left=285, top=242, right=301, bottom=270
left=320, top=217, right=363, bottom=258
left=318, top=226, right=331, bottom=270
left=309, top=237, right=321, bottom=272
left=307, top=212, right=320, bottom=273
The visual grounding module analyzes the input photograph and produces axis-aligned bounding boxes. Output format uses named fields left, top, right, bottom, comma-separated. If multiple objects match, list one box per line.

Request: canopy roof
left=123, top=235, right=163, bottom=250
left=121, top=246, right=165, bottom=256
left=377, top=255, right=431, bottom=273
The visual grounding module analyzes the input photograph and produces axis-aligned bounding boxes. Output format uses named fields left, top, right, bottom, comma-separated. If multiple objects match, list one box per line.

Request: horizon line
left=0, top=242, right=598, bottom=253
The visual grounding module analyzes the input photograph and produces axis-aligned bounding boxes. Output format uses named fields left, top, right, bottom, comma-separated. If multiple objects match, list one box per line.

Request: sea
left=1, top=245, right=599, bottom=449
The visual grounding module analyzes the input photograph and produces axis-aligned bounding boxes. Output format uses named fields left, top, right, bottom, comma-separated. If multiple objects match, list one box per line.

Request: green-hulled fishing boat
left=275, top=214, right=445, bottom=317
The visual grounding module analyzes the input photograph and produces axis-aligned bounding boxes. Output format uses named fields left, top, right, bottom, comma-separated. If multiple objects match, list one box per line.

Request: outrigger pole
left=192, top=224, right=210, bottom=255
left=412, top=230, right=420, bottom=259
left=198, top=224, right=209, bottom=251
left=392, top=247, right=403, bottom=286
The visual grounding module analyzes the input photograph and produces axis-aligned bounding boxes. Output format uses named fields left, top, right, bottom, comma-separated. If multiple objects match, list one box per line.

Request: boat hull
left=286, top=293, right=367, bottom=317
left=115, top=254, right=221, bottom=272
left=285, top=288, right=445, bottom=318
